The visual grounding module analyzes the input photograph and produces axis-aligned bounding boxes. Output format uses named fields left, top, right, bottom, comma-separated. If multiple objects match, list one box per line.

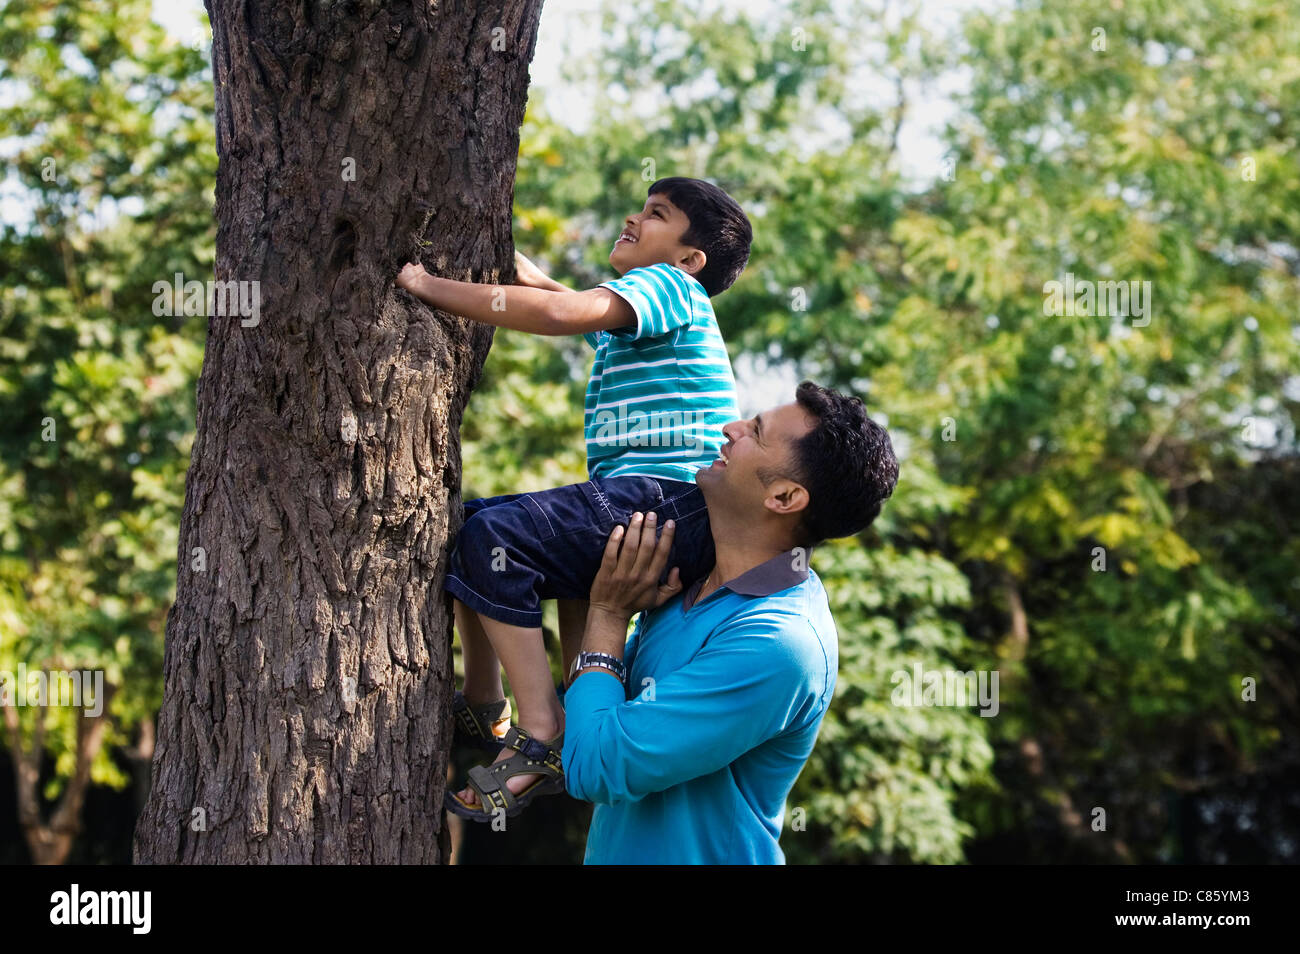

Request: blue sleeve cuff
left=561, top=669, right=627, bottom=800
left=563, top=669, right=625, bottom=722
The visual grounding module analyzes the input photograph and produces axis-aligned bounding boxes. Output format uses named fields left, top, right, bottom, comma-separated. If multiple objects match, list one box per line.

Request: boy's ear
left=677, top=248, right=707, bottom=276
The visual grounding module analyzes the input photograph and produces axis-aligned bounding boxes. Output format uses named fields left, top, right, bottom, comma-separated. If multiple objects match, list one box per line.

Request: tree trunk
left=134, top=0, right=543, bottom=863
left=4, top=677, right=116, bottom=865
left=999, top=572, right=1132, bottom=862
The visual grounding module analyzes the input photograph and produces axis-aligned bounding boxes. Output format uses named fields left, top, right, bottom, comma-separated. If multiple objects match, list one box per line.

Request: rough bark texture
left=134, top=0, right=543, bottom=863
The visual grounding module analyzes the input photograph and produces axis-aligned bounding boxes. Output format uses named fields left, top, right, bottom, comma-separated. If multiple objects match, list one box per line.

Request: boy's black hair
left=760, top=382, right=899, bottom=546
left=647, top=177, right=752, bottom=297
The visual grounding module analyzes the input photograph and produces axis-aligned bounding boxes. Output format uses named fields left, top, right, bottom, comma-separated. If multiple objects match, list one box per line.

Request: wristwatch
left=568, top=651, right=627, bottom=684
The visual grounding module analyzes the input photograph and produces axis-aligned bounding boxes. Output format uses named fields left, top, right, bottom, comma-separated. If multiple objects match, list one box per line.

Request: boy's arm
left=396, top=262, right=633, bottom=336
left=514, top=250, right=573, bottom=292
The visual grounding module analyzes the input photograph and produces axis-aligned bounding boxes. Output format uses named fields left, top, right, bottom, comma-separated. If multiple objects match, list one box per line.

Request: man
left=563, top=381, right=899, bottom=864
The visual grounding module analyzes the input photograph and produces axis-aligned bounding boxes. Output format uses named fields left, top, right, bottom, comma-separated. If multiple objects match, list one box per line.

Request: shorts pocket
left=582, top=476, right=667, bottom=528
left=517, top=482, right=606, bottom=542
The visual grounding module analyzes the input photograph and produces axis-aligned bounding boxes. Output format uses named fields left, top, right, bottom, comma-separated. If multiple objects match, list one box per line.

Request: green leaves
left=0, top=0, right=213, bottom=816
left=3, top=0, right=1295, bottom=863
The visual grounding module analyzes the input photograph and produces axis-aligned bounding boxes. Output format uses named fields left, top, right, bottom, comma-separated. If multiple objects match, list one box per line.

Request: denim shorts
left=444, top=476, right=714, bottom=628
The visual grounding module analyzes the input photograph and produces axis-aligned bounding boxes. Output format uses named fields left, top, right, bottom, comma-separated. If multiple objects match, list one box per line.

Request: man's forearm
left=569, top=606, right=633, bottom=687
left=407, top=273, right=565, bottom=335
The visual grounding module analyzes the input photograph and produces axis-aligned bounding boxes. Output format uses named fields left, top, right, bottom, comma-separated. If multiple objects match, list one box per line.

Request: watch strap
left=570, top=651, right=626, bottom=683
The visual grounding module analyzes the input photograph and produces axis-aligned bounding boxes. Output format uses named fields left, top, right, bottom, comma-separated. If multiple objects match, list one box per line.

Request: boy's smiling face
left=610, top=194, right=707, bottom=278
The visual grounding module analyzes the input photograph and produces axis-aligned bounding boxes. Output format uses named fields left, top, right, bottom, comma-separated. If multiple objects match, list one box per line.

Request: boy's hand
left=514, top=250, right=557, bottom=290
left=589, top=512, right=682, bottom=620
left=396, top=262, right=428, bottom=292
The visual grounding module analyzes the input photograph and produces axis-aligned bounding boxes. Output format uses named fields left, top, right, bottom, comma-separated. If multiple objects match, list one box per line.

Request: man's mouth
left=616, top=231, right=638, bottom=245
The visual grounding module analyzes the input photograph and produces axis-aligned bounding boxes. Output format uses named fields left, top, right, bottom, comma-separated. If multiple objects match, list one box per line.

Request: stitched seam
left=657, top=487, right=698, bottom=512
left=665, top=499, right=707, bottom=521
left=522, top=493, right=556, bottom=537
left=446, top=574, right=541, bottom=618
left=588, top=481, right=615, bottom=522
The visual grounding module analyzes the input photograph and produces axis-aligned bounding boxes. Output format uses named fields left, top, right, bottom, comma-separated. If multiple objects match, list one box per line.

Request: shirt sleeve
left=596, top=263, right=698, bottom=341
left=561, top=611, right=822, bottom=805
left=582, top=330, right=603, bottom=350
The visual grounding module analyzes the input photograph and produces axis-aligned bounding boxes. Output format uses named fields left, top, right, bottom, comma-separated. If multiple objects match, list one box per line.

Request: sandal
left=452, top=690, right=512, bottom=753
left=443, top=725, right=566, bottom=822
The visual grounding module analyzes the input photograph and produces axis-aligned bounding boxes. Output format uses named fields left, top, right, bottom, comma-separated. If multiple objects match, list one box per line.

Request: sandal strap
left=465, top=764, right=519, bottom=815
left=457, top=730, right=567, bottom=818
left=501, top=726, right=564, bottom=775
left=453, top=692, right=510, bottom=742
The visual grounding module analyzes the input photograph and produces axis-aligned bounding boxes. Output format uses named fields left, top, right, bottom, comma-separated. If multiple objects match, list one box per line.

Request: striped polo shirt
left=582, top=263, right=739, bottom=483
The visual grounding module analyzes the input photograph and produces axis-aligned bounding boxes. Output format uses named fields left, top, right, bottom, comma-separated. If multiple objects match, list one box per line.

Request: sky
left=6, top=0, right=997, bottom=233
left=148, top=0, right=998, bottom=184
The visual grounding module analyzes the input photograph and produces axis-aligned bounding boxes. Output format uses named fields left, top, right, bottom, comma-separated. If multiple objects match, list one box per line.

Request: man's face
left=696, top=401, right=816, bottom=518
left=609, top=194, right=704, bottom=276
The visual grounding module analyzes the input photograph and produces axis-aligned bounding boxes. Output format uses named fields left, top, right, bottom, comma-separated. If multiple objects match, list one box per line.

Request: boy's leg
left=454, top=598, right=503, bottom=705
left=446, top=488, right=533, bottom=707
left=557, top=598, right=589, bottom=688
left=446, top=478, right=696, bottom=808
left=454, top=611, right=564, bottom=809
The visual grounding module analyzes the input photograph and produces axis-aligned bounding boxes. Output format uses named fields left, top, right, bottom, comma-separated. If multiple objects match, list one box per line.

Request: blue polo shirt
left=562, top=549, right=838, bottom=864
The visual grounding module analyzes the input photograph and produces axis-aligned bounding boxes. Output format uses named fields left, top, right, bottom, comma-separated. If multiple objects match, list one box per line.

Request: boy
left=395, top=177, right=752, bottom=821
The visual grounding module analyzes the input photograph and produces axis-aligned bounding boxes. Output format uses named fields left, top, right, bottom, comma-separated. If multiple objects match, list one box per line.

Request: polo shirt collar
left=682, top=547, right=811, bottom=610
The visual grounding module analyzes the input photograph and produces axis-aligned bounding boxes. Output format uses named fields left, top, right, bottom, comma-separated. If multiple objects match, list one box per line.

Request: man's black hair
left=761, top=382, right=899, bottom=546
left=647, top=177, right=752, bottom=297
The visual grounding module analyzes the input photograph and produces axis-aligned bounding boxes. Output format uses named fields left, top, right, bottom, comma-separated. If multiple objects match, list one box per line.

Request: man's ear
left=764, top=480, right=809, bottom=517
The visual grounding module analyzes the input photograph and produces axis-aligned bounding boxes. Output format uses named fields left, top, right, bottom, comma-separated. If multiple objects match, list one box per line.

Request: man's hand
left=589, top=512, right=682, bottom=620
left=396, top=262, right=429, bottom=293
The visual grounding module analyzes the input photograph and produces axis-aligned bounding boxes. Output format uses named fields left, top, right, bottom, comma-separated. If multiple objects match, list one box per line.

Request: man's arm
left=562, top=517, right=818, bottom=805
left=563, top=610, right=816, bottom=805
left=395, top=261, right=634, bottom=336
left=568, top=511, right=682, bottom=688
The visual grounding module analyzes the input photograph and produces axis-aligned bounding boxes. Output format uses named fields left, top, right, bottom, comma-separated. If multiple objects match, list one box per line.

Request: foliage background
left=1, top=0, right=1296, bottom=864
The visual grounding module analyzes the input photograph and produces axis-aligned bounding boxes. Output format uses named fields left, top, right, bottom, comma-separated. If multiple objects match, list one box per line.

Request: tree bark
left=134, top=0, right=543, bottom=863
